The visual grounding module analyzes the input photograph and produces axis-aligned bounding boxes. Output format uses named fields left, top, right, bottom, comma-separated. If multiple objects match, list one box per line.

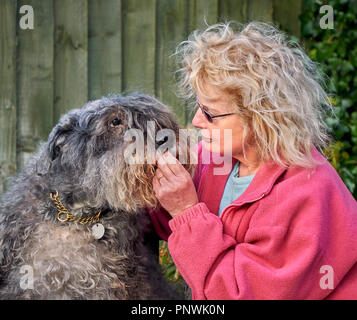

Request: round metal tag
left=92, top=223, right=105, bottom=240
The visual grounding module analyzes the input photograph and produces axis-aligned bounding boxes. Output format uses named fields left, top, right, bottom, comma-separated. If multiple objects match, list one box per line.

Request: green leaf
left=341, top=99, right=353, bottom=108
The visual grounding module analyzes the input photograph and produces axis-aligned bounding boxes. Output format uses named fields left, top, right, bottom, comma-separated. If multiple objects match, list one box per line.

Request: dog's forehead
left=82, top=97, right=135, bottom=113
left=82, top=98, right=118, bottom=112
left=80, top=95, right=172, bottom=123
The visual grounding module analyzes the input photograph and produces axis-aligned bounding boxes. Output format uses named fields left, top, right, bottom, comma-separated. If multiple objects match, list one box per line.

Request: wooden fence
left=0, top=0, right=301, bottom=194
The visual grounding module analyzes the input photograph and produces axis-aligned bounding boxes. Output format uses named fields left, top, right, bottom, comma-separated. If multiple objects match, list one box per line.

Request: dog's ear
left=47, top=113, right=78, bottom=161
left=35, top=124, right=72, bottom=176
left=48, top=129, right=69, bottom=161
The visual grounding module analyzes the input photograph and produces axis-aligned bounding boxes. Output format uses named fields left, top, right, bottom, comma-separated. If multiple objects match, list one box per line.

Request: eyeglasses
left=196, top=100, right=235, bottom=123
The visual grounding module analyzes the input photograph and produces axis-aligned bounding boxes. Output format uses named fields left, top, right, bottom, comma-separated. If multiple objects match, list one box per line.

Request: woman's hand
left=153, top=152, right=198, bottom=218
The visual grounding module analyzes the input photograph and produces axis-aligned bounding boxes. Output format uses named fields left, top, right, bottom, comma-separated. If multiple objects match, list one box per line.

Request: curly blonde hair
left=175, top=21, right=333, bottom=168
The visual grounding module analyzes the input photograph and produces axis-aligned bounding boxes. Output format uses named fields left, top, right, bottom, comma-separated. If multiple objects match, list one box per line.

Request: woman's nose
left=192, top=108, right=208, bottom=129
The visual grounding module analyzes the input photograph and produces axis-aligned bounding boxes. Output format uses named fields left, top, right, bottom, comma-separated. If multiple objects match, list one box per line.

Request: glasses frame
left=196, top=100, right=235, bottom=123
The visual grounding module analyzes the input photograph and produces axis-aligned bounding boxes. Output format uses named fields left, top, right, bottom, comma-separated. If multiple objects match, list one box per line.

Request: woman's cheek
left=219, top=131, right=234, bottom=155
left=200, top=135, right=227, bottom=154
left=201, top=129, right=238, bottom=155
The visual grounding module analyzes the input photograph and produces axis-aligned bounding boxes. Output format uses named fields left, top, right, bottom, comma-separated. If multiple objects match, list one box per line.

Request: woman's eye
left=200, top=105, right=214, bottom=116
left=111, top=118, right=121, bottom=127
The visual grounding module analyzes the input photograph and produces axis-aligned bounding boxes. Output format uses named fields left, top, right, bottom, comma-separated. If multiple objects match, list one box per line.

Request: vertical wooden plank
left=187, top=0, right=219, bottom=33
left=187, top=0, right=196, bottom=34
left=54, top=0, right=88, bottom=121
left=218, top=0, right=249, bottom=24
left=17, top=0, right=54, bottom=170
left=122, top=0, right=156, bottom=95
left=88, top=0, right=122, bottom=100
left=195, top=0, right=219, bottom=29
left=0, top=0, right=17, bottom=194
left=156, top=0, right=187, bottom=125
left=273, top=0, right=302, bottom=38
left=248, top=0, right=273, bottom=22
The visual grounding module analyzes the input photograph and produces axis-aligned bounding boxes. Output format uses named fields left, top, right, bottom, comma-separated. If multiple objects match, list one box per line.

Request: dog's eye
left=111, top=118, right=121, bottom=127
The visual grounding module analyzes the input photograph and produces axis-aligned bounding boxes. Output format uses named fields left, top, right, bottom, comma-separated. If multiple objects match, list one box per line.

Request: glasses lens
left=203, top=109, right=212, bottom=122
left=197, top=103, right=212, bottom=123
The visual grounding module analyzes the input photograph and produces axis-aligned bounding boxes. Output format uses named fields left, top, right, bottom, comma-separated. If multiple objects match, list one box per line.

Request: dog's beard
left=81, top=147, right=157, bottom=212
left=82, top=141, right=195, bottom=212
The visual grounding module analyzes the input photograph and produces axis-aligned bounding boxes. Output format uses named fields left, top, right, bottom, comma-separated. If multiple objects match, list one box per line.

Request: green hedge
left=300, top=0, right=357, bottom=199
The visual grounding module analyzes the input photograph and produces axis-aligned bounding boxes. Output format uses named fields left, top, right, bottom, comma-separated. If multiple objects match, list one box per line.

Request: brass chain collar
left=50, top=190, right=101, bottom=224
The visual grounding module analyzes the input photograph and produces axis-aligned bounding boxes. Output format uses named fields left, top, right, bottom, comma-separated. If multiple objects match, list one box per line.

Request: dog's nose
left=156, top=135, right=168, bottom=146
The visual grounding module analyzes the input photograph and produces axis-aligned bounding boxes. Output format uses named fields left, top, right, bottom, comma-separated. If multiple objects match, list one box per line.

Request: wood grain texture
left=273, top=0, right=302, bottom=37
left=17, top=0, right=54, bottom=170
left=195, top=0, right=219, bottom=29
left=248, top=0, right=273, bottom=22
left=156, top=0, right=187, bottom=125
left=0, top=0, right=17, bottom=194
left=88, top=0, right=122, bottom=100
left=122, top=0, right=156, bottom=95
left=54, top=0, right=88, bottom=121
left=219, top=0, right=248, bottom=24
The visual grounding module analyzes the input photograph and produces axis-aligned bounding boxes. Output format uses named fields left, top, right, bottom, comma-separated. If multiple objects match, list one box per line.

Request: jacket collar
left=199, top=145, right=324, bottom=215
left=199, top=150, right=287, bottom=215
left=234, top=158, right=286, bottom=205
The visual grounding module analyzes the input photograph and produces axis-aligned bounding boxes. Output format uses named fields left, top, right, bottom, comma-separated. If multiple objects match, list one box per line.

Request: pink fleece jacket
left=149, top=142, right=357, bottom=299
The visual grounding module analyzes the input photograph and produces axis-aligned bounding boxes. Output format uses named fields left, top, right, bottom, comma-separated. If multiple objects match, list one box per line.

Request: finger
left=158, top=176, right=169, bottom=186
left=153, top=172, right=168, bottom=188
left=163, top=152, right=183, bottom=177
left=155, top=168, right=174, bottom=187
left=152, top=176, right=160, bottom=191
left=157, top=152, right=185, bottom=177
left=155, top=168, right=164, bottom=179
left=157, top=155, right=177, bottom=179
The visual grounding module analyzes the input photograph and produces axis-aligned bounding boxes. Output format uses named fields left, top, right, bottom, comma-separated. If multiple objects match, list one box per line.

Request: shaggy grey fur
left=0, top=93, right=191, bottom=300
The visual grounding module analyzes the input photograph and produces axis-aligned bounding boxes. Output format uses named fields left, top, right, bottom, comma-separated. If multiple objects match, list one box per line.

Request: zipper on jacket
left=220, top=193, right=266, bottom=221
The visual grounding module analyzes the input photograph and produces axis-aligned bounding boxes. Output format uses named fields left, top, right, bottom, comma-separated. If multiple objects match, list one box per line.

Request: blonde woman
left=150, top=22, right=357, bottom=299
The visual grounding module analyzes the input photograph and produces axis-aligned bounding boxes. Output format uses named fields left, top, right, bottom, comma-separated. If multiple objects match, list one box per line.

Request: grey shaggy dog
left=0, top=93, right=194, bottom=299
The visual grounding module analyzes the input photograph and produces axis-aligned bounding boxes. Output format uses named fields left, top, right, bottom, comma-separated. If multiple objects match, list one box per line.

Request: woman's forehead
left=195, top=80, right=223, bottom=99
left=196, top=85, right=231, bottom=107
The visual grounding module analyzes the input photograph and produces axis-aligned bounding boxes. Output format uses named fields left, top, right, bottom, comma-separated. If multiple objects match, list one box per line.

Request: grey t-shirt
left=218, top=161, right=255, bottom=217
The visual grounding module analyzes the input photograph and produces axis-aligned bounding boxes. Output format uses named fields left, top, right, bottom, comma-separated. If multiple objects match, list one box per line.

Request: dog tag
left=92, top=223, right=105, bottom=239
